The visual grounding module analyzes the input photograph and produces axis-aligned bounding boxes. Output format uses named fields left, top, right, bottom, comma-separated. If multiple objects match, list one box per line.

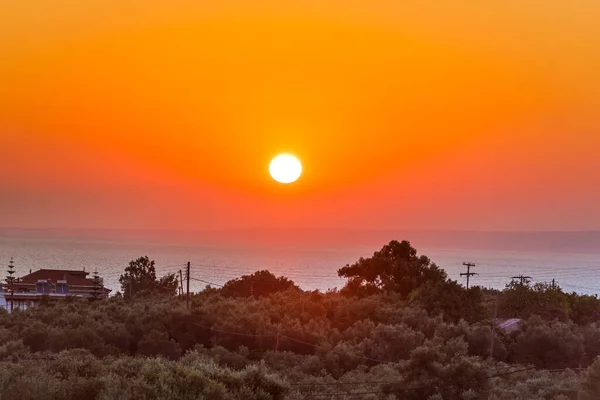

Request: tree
left=91, top=270, right=102, bottom=301
left=581, top=356, right=600, bottom=400
left=411, top=281, right=487, bottom=323
left=220, top=270, right=300, bottom=298
left=5, top=257, right=15, bottom=311
left=510, top=315, right=584, bottom=369
left=136, top=329, right=182, bottom=360
left=499, top=281, right=570, bottom=321
left=568, top=292, right=600, bottom=325
left=338, top=240, right=447, bottom=297
left=118, top=256, right=178, bottom=298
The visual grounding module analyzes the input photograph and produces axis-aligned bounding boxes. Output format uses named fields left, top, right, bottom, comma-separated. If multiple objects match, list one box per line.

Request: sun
left=269, top=154, right=302, bottom=184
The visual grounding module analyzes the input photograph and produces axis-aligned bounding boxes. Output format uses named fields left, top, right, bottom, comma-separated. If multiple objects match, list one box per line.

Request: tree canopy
left=338, top=240, right=447, bottom=297
left=3, top=242, right=600, bottom=399
left=220, top=270, right=300, bottom=298
left=119, top=256, right=178, bottom=298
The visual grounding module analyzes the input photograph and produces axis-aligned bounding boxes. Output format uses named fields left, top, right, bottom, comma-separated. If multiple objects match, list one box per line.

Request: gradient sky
left=1, top=0, right=599, bottom=231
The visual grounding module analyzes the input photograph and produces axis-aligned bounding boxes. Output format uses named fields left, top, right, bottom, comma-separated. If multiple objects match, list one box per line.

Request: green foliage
left=411, top=281, right=488, bottom=323
left=567, top=293, right=600, bottom=325
left=119, top=256, right=178, bottom=298
left=580, top=356, right=600, bottom=400
left=137, top=329, right=182, bottom=360
left=509, top=315, right=585, bottom=369
left=339, top=240, right=485, bottom=323
left=499, top=281, right=571, bottom=321
left=385, top=337, right=489, bottom=400
left=220, top=270, right=300, bottom=298
left=0, top=350, right=288, bottom=400
left=338, top=240, right=447, bottom=297
left=2, top=241, right=600, bottom=398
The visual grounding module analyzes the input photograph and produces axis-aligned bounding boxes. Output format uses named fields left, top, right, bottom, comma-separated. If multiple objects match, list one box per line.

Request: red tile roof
left=20, top=269, right=89, bottom=283
left=16, top=269, right=111, bottom=293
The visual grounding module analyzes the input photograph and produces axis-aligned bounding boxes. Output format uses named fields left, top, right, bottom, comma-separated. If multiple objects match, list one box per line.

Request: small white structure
left=0, top=285, right=7, bottom=311
left=496, top=318, right=522, bottom=334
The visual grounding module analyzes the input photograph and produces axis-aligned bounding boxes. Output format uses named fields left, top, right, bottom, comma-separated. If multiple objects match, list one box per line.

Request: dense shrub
left=2, top=242, right=599, bottom=398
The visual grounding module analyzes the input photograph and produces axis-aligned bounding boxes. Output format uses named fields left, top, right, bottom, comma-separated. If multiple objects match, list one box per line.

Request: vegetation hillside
left=2, top=240, right=600, bottom=399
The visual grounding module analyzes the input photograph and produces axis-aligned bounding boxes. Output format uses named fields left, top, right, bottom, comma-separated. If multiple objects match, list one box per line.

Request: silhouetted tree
left=91, top=270, right=102, bottom=301
left=499, top=281, right=570, bottom=321
left=411, top=281, right=487, bottom=323
left=220, top=270, right=300, bottom=298
left=338, top=240, right=447, bottom=297
left=119, top=256, right=177, bottom=298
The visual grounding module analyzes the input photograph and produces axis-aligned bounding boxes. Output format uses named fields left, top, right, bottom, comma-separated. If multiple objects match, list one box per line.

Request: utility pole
left=460, top=262, right=477, bottom=289
left=178, top=269, right=184, bottom=297
left=186, top=262, right=190, bottom=310
left=511, top=275, right=532, bottom=285
left=490, top=293, right=498, bottom=359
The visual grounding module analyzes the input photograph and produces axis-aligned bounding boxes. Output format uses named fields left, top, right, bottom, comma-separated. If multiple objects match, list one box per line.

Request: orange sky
left=1, top=0, right=599, bottom=231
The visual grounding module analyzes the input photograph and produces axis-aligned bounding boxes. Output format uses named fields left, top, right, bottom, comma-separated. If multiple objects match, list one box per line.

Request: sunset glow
left=1, top=1, right=599, bottom=231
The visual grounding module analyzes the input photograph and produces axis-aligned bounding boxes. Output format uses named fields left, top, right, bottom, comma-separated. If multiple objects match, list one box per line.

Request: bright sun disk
left=269, top=154, right=302, bottom=184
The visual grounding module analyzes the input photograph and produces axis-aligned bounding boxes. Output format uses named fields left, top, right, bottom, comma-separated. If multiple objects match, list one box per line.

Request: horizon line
left=1, top=226, right=599, bottom=234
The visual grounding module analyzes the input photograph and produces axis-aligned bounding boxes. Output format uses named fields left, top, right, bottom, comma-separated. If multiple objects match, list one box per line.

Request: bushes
left=509, top=316, right=585, bottom=369
left=3, top=242, right=600, bottom=398
left=0, top=289, right=592, bottom=399
left=0, top=350, right=289, bottom=400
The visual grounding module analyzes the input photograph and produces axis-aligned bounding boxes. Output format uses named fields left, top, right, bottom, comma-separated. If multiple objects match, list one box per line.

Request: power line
left=139, top=274, right=177, bottom=292
left=190, top=277, right=224, bottom=287
left=511, top=275, right=533, bottom=285
left=290, top=381, right=390, bottom=386
left=461, top=262, right=477, bottom=289
left=303, top=390, right=383, bottom=397
left=280, top=335, right=402, bottom=365
left=300, top=367, right=540, bottom=397
left=187, top=321, right=403, bottom=366
left=558, top=282, right=600, bottom=292
left=188, top=321, right=276, bottom=338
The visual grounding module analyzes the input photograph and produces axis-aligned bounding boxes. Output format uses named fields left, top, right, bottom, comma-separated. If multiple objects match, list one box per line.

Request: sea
left=1, top=230, right=599, bottom=296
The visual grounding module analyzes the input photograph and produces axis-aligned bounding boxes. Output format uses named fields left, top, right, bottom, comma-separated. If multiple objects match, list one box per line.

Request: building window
left=36, top=281, right=51, bottom=294
left=56, top=283, right=70, bottom=294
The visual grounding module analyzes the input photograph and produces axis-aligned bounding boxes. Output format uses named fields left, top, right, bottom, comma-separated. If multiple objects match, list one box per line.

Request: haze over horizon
left=2, top=1, right=599, bottom=234
left=2, top=227, right=599, bottom=255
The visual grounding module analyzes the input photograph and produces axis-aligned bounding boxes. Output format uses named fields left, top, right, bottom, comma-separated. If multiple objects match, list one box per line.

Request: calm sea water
left=1, top=235, right=599, bottom=296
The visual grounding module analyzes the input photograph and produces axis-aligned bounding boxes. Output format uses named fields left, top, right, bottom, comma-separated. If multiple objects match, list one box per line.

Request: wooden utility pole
left=186, top=262, right=190, bottom=310
left=490, top=293, right=498, bottom=359
left=460, top=262, right=477, bottom=289
left=511, top=275, right=532, bottom=285
left=178, top=270, right=184, bottom=297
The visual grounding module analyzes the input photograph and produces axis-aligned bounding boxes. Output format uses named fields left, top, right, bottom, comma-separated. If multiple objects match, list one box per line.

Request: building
left=495, top=318, right=522, bottom=334
left=0, top=269, right=110, bottom=312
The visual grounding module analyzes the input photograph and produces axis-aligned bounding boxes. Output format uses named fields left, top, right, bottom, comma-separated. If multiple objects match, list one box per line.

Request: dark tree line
left=1, top=240, right=600, bottom=399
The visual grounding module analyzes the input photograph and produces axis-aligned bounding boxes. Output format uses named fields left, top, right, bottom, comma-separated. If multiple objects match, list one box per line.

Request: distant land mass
left=1, top=227, right=599, bottom=254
